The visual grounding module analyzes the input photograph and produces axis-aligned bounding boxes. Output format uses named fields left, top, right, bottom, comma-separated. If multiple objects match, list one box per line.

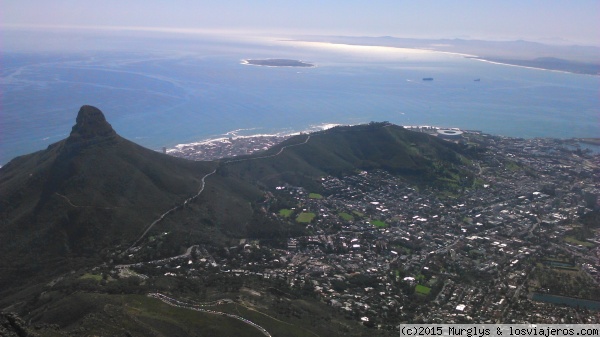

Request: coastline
left=169, top=123, right=341, bottom=151
left=286, top=40, right=598, bottom=76
left=166, top=123, right=600, bottom=161
left=469, top=57, right=598, bottom=76
left=166, top=123, right=341, bottom=160
left=470, top=57, right=573, bottom=74
left=3, top=39, right=598, bottom=165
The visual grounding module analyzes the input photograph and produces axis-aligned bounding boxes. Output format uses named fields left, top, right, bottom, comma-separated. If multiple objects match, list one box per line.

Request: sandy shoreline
left=285, top=40, right=597, bottom=76
left=469, top=57, right=593, bottom=76
left=168, top=123, right=341, bottom=153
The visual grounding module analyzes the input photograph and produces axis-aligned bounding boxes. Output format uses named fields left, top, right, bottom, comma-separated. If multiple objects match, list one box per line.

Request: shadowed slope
left=0, top=106, right=217, bottom=290
left=0, top=110, right=475, bottom=295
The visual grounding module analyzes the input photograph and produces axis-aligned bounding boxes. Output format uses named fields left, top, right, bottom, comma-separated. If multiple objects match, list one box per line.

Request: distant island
left=243, top=59, right=315, bottom=67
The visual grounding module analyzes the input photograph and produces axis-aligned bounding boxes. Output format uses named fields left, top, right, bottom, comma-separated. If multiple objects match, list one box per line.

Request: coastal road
left=223, top=134, right=310, bottom=164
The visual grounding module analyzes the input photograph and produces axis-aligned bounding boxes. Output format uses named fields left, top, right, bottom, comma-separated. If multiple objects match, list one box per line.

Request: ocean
left=1, top=35, right=599, bottom=164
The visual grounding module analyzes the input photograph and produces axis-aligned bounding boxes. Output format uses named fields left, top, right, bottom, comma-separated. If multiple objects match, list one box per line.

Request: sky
left=2, top=0, right=599, bottom=45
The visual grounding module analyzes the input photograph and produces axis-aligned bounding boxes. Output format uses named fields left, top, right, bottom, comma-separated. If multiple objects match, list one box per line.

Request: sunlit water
left=1, top=36, right=598, bottom=164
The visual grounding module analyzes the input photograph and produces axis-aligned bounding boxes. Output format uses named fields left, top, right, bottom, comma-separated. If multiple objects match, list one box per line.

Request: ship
left=422, top=77, right=433, bottom=81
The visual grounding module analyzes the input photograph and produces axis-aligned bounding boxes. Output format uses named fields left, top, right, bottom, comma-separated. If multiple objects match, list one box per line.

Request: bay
left=1, top=35, right=598, bottom=165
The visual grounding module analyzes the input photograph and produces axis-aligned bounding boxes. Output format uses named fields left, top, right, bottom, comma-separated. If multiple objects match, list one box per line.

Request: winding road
left=129, top=168, right=217, bottom=250
left=223, top=134, right=310, bottom=164
left=53, top=133, right=312, bottom=252
left=148, top=293, right=272, bottom=337
left=129, top=134, right=311, bottom=250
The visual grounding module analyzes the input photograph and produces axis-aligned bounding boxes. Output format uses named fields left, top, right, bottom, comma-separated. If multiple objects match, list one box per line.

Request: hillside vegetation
left=0, top=107, right=475, bottom=336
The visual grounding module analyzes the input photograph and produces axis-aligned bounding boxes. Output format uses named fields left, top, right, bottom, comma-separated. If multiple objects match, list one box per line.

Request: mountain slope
left=221, top=122, right=471, bottom=191
left=0, top=106, right=480, bottom=336
left=0, top=106, right=218, bottom=289
left=0, top=108, right=475, bottom=294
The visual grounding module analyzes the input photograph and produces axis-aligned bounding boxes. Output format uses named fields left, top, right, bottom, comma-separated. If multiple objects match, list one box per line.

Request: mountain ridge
left=0, top=106, right=474, bottom=293
left=0, top=105, right=484, bottom=336
left=0, top=106, right=220, bottom=290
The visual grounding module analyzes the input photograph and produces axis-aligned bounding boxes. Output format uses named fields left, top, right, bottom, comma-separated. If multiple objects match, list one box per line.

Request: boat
left=422, top=77, right=433, bottom=81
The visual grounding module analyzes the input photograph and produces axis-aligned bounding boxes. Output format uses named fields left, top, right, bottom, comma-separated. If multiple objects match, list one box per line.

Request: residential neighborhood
left=115, top=128, right=599, bottom=331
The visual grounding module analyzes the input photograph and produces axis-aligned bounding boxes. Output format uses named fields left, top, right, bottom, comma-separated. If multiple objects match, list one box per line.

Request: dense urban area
left=109, top=127, right=599, bottom=331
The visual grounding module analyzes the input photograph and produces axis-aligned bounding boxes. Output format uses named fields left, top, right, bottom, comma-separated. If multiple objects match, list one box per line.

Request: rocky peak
left=66, top=105, right=117, bottom=144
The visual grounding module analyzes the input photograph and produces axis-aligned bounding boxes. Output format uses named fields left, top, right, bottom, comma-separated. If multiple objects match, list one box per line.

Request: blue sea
left=1, top=34, right=599, bottom=164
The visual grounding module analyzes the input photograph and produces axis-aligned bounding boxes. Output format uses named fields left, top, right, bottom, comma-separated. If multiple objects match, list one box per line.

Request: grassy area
left=564, top=236, right=594, bottom=247
left=22, top=292, right=269, bottom=337
left=352, top=210, right=364, bottom=218
left=278, top=209, right=293, bottom=217
left=21, top=289, right=373, bottom=337
left=210, top=302, right=322, bottom=337
left=460, top=156, right=473, bottom=166
left=296, top=212, right=316, bottom=223
left=308, top=193, right=323, bottom=199
left=391, top=244, right=412, bottom=254
left=80, top=273, right=103, bottom=281
left=338, top=212, right=354, bottom=221
left=119, top=268, right=147, bottom=280
left=472, top=178, right=486, bottom=189
left=415, top=284, right=431, bottom=296
left=124, top=295, right=268, bottom=337
left=370, top=220, right=388, bottom=228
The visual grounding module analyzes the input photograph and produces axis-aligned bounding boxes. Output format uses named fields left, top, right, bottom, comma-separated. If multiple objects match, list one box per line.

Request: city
left=112, top=128, right=599, bottom=331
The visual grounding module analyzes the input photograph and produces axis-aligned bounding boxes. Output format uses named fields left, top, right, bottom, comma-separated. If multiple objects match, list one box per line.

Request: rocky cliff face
left=0, top=312, right=38, bottom=337
left=65, top=105, right=117, bottom=148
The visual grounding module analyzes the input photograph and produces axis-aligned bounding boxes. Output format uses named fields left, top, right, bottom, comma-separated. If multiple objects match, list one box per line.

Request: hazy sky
left=2, top=0, right=599, bottom=45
